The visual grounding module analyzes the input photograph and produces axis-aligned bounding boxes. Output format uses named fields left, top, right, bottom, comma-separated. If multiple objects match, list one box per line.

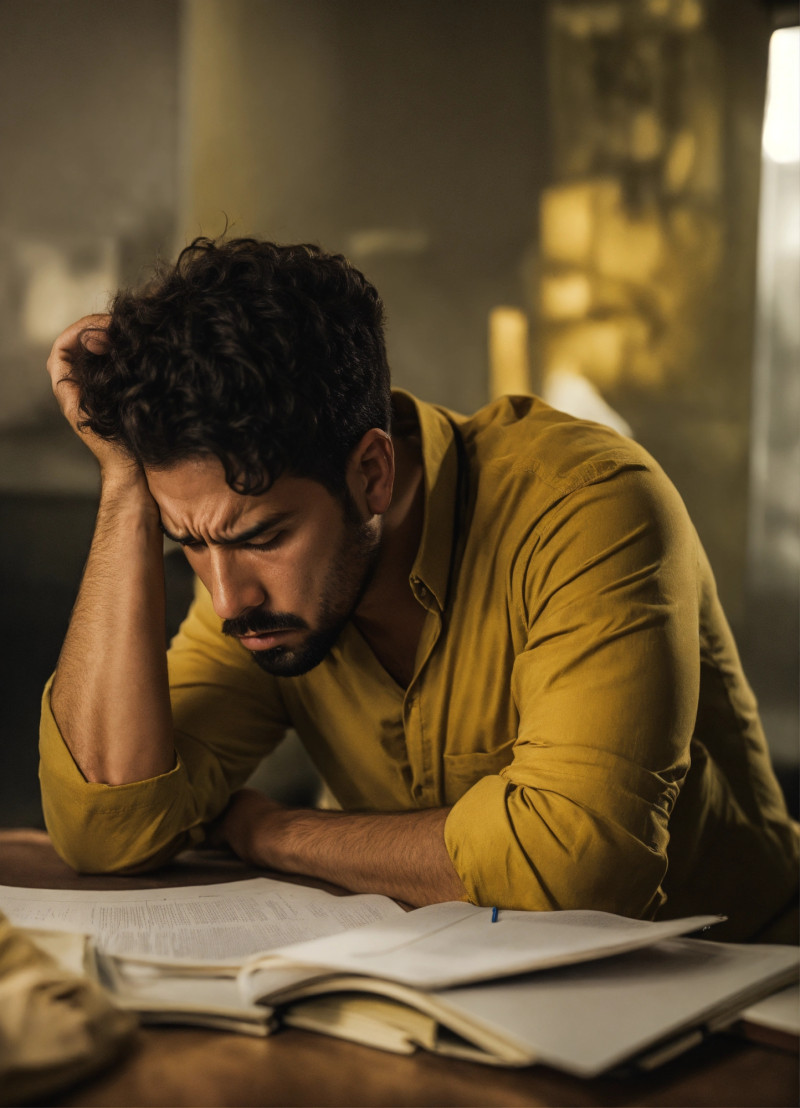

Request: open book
left=2, top=878, right=797, bottom=1075
left=276, top=938, right=800, bottom=1074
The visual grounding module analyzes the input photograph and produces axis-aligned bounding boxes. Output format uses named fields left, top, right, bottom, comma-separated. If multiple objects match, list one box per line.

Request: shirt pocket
left=442, top=742, right=516, bottom=806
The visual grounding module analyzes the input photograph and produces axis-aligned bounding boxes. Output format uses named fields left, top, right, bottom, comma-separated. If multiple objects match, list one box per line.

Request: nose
left=207, top=549, right=267, bottom=621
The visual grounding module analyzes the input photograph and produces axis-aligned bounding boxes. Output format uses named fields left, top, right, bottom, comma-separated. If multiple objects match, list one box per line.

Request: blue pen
left=491, top=906, right=499, bottom=923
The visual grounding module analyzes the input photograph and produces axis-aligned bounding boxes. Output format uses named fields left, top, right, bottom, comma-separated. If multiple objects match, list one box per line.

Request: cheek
left=277, top=553, right=322, bottom=601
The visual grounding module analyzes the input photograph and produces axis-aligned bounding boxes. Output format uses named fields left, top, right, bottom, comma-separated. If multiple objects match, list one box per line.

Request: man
left=40, top=237, right=798, bottom=941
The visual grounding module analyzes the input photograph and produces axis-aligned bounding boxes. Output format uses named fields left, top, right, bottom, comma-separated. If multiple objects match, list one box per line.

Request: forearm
left=221, top=790, right=467, bottom=906
left=50, top=472, right=174, bottom=784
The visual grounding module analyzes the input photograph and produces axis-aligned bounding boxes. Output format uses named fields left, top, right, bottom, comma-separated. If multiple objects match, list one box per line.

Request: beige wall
left=0, top=0, right=179, bottom=435
left=178, top=0, right=549, bottom=416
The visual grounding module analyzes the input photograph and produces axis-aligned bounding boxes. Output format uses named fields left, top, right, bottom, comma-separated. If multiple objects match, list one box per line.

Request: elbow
left=48, top=827, right=189, bottom=876
left=447, top=780, right=669, bottom=917
left=39, top=725, right=199, bottom=874
left=552, top=844, right=668, bottom=918
left=42, top=797, right=191, bottom=875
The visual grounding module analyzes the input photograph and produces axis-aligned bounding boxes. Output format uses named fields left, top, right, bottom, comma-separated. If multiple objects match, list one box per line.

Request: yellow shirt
left=39, top=392, right=799, bottom=940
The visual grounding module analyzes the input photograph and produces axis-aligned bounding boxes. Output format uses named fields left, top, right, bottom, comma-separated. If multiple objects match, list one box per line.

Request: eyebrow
left=159, top=512, right=293, bottom=548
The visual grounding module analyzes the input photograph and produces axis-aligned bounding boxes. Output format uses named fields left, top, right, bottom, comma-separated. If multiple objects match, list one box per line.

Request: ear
left=346, top=429, right=394, bottom=516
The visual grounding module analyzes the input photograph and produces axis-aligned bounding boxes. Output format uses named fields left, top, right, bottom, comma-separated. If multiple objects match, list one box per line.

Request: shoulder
left=459, top=395, right=654, bottom=488
left=453, top=395, right=679, bottom=521
left=445, top=397, right=701, bottom=596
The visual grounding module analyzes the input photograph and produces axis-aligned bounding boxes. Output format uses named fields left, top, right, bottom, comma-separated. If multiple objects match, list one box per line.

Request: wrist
left=99, top=465, right=159, bottom=523
left=99, top=457, right=149, bottom=496
left=221, top=789, right=293, bottom=867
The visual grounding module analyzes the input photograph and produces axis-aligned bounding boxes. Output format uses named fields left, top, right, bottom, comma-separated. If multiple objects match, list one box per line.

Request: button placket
left=403, top=608, right=444, bottom=807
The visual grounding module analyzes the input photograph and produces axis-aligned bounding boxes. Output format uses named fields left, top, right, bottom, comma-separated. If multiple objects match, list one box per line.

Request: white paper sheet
left=244, top=903, right=723, bottom=989
left=0, top=878, right=404, bottom=964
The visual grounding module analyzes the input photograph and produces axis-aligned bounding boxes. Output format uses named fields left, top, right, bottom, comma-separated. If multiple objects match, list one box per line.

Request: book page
left=430, top=939, right=800, bottom=1076
left=247, top=903, right=723, bottom=988
left=92, top=950, right=271, bottom=1026
left=0, top=878, right=404, bottom=965
left=272, top=940, right=799, bottom=1074
left=737, top=981, right=800, bottom=1037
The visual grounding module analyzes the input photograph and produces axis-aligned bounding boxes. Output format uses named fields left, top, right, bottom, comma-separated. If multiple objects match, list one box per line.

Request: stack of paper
left=1, top=878, right=796, bottom=1074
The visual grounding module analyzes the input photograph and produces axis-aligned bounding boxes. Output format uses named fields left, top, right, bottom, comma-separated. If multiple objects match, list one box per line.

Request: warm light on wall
left=488, top=307, right=530, bottom=399
left=540, top=272, right=593, bottom=321
left=20, top=242, right=118, bottom=347
left=540, top=182, right=599, bottom=267
left=762, top=28, right=800, bottom=165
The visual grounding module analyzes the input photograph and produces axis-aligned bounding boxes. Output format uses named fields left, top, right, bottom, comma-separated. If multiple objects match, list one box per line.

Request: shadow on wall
left=0, top=494, right=101, bottom=827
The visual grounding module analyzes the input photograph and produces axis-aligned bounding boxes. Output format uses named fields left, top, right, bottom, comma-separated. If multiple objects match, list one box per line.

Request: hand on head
left=46, top=314, right=139, bottom=479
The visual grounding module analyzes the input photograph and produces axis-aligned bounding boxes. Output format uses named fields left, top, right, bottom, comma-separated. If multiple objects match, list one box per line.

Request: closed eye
left=242, top=531, right=285, bottom=552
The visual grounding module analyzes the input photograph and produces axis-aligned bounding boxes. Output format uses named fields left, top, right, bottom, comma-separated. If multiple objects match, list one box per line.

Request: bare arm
left=219, top=789, right=467, bottom=906
left=47, top=317, right=175, bottom=784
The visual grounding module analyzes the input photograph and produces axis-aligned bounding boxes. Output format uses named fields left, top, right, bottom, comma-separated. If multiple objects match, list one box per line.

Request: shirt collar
left=392, top=389, right=462, bottom=613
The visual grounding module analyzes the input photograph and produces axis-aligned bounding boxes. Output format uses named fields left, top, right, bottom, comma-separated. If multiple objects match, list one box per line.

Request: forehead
left=146, top=456, right=249, bottom=507
left=145, top=457, right=332, bottom=539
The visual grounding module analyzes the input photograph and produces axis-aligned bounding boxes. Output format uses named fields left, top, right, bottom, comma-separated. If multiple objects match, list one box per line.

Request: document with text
left=0, top=877, right=405, bottom=965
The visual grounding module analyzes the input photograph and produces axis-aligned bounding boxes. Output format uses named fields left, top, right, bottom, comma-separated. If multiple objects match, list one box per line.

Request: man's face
left=147, top=456, right=381, bottom=677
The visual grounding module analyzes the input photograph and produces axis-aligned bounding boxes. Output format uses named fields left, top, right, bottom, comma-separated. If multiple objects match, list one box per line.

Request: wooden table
left=1, top=829, right=797, bottom=1108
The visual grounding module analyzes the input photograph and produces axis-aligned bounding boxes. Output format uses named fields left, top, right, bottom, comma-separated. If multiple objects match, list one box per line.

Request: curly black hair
left=73, top=236, right=392, bottom=494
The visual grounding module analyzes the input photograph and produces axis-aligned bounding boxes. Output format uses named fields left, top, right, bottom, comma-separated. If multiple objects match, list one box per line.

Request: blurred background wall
left=0, top=0, right=796, bottom=826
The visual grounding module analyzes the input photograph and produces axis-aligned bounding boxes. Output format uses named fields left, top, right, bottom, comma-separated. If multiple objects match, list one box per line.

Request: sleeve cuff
left=38, top=677, right=204, bottom=873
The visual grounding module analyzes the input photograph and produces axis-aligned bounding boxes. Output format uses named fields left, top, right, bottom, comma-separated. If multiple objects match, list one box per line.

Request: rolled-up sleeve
left=39, top=579, right=289, bottom=873
left=445, top=465, right=700, bottom=916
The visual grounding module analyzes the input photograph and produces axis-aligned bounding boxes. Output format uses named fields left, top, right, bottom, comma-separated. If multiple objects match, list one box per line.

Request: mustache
left=222, top=609, right=308, bottom=638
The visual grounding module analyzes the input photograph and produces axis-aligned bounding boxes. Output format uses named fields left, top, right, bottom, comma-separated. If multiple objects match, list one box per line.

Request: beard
left=221, top=500, right=380, bottom=678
